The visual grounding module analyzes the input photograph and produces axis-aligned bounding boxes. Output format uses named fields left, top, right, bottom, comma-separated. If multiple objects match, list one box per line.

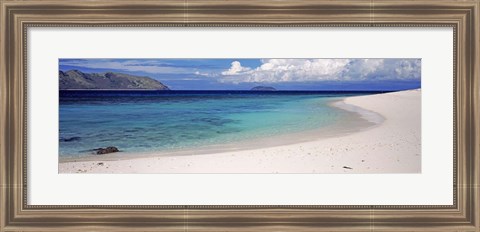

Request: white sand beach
left=59, top=89, right=421, bottom=174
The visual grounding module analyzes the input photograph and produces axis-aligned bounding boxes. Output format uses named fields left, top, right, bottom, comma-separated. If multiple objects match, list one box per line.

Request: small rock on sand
left=93, top=146, right=119, bottom=155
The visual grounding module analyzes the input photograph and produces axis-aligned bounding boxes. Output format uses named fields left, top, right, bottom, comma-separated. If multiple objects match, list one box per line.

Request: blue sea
left=59, top=90, right=385, bottom=157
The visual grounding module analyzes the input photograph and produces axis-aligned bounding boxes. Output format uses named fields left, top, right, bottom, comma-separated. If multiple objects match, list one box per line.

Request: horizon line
left=59, top=88, right=419, bottom=92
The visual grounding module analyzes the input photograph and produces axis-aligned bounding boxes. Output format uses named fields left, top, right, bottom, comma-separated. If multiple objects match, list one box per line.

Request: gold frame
left=1, top=0, right=479, bottom=231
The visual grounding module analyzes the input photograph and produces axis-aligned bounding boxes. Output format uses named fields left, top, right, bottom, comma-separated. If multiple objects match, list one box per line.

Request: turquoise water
left=59, top=91, right=381, bottom=157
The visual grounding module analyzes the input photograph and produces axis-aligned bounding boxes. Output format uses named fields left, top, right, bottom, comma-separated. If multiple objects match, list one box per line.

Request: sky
left=59, top=58, right=421, bottom=91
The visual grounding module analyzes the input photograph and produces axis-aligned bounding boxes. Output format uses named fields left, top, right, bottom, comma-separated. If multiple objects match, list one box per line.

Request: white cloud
left=219, top=59, right=420, bottom=84
left=220, top=59, right=349, bottom=83
left=341, top=59, right=384, bottom=80
left=194, top=70, right=218, bottom=77
left=394, top=59, right=422, bottom=79
left=221, top=61, right=251, bottom=75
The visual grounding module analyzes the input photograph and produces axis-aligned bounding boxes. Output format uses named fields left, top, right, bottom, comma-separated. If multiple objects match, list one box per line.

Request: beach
left=59, top=89, right=421, bottom=174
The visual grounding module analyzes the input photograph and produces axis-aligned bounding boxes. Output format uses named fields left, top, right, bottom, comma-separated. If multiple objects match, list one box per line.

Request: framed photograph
left=1, top=0, right=478, bottom=231
left=58, top=58, right=421, bottom=174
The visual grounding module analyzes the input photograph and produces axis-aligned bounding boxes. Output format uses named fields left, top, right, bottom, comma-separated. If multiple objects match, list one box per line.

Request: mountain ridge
left=59, top=70, right=170, bottom=90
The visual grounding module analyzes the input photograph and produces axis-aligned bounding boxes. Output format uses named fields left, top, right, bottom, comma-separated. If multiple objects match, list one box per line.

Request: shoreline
left=59, top=89, right=421, bottom=173
left=59, top=97, right=382, bottom=163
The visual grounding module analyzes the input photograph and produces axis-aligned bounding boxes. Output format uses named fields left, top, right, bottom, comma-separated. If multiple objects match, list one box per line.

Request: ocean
left=59, top=90, right=385, bottom=157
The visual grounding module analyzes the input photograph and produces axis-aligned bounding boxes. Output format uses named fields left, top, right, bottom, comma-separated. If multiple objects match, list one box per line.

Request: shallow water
left=59, top=90, right=384, bottom=157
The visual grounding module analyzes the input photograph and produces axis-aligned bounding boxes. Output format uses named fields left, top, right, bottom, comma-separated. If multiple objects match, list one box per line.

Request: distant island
left=250, top=86, right=277, bottom=91
left=59, top=70, right=170, bottom=90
